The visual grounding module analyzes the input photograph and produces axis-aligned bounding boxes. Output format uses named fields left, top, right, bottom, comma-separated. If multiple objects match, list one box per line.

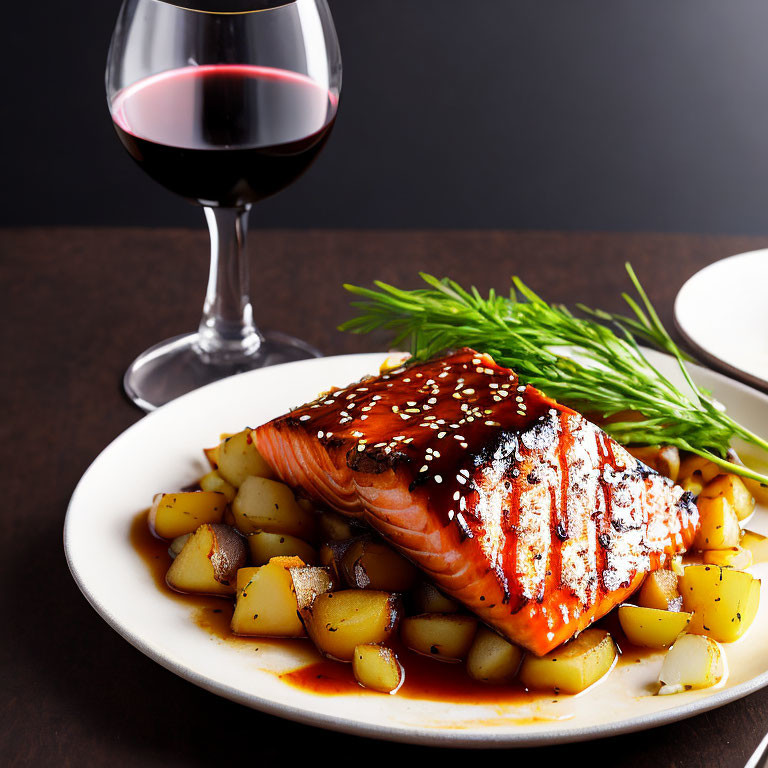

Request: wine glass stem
left=197, top=205, right=262, bottom=362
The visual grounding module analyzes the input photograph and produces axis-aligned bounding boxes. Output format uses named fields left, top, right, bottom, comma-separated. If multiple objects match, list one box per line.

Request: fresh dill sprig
left=341, top=264, right=768, bottom=485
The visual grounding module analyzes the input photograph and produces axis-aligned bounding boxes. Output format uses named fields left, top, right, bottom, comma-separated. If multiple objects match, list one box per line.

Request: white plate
left=64, top=351, right=768, bottom=748
left=675, top=250, right=768, bottom=390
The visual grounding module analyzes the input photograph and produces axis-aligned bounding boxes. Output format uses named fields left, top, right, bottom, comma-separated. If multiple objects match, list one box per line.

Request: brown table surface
left=3, top=227, right=768, bottom=767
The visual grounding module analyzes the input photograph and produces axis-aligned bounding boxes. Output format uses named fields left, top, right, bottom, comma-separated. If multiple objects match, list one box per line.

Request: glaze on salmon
left=255, top=349, right=699, bottom=656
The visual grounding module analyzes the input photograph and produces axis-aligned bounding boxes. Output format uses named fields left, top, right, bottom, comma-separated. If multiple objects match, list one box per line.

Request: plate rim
left=674, top=249, right=768, bottom=392
left=64, top=351, right=768, bottom=748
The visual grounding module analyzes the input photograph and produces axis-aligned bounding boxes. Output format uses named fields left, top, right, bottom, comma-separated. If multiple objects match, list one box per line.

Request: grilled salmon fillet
left=255, top=348, right=699, bottom=655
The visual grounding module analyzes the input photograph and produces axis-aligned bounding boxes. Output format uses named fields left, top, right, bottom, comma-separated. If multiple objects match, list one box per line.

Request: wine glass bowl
left=106, top=0, right=341, bottom=410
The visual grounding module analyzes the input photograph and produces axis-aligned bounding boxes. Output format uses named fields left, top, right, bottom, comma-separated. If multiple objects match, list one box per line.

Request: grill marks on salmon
left=255, top=348, right=699, bottom=655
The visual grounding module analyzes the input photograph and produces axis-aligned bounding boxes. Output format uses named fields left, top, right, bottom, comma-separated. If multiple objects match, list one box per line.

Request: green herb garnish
left=341, top=264, right=768, bottom=484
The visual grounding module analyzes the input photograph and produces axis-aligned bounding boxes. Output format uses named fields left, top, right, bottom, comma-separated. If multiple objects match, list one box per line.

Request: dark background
left=6, top=0, right=768, bottom=233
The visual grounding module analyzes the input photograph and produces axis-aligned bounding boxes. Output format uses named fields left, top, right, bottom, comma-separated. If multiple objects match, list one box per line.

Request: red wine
left=112, top=65, right=337, bottom=206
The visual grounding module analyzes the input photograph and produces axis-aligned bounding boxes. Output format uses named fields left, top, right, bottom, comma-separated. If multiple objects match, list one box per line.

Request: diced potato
left=466, top=627, right=523, bottom=683
left=726, top=450, right=768, bottom=506
left=353, top=644, right=404, bottom=693
left=400, top=614, right=478, bottom=662
left=700, top=474, right=755, bottom=522
left=248, top=531, right=317, bottom=565
left=233, top=476, right=316, bottom=539
left=681, top=476, right=704, bottom=498
left=318, top=538, right=361, bottom=582
left=199, top=470, right=236, bottom=503
left=289, top=565, right=335, bottom=610
left=693, top=496, right=741, bottom=551
left=703, top=547, right=753, bottom=569
left=519, top=629, right=617, bottom=695
left=168, top=533, right=191, bottom=559
left=318, top=510, right=356, bottom=541
left=627, top=445, right=681, bottom=482
left=678, top=455, right=721, bottom=486
left=203, top=445, right=219, bottom=469
left=379, top=352, right=410, bottom=373
left=741, top=530, right=768, bottom=564
left=236, top=566, right=260, bottom=593
left=148, top=491, right=227, bottom=539
left=166, top=523, right=246, bottom=596
left=217, top=429, right=274, bottom=487
left=297, top=498, right=315, bottom=514
left=341, top=539, right=418, bottom=592
left=300, top=590, right=401, bottom=661
left=231, top=557, right=306, bottom=637
left=658, top=634, right=724, bottom=694
left=618, top=605, right=692, bottom=648
left=411, top=581, right=461, bottom=614
left=638, top=570, right=683, bottom=612
left=681, top=564, right=761, bottom=642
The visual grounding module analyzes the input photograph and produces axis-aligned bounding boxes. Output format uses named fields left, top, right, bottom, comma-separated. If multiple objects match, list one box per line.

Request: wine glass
left=106, top=0, right=341, bottom=410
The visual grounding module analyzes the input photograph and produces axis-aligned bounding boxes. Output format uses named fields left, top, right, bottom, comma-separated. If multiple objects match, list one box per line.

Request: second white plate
left=675, top=249, right=768, bottom=390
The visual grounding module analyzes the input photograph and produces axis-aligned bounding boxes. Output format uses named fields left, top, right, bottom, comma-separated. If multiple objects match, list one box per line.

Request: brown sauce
left=131, top=509, right=654, bottom=703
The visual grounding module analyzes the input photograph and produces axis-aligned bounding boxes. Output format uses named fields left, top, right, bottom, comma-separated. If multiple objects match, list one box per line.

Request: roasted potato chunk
left=741, top=530, right=768, bottom=564
left=693, top=495, right=741, bottom=551
left=289, top=565, right=335, bottom=611
left=618, top=605, right=692, bottom=648
left=678, top=455, right=721, bottom=487
left=231, top=557, right=306, bottom=637
left=149, top=491, right=227, bottom=539
left=466, top=626, right=523, bottom=683
left=166, top=523, right=246, bottom=596
left=400, top=614, right=478, bottom=662
left=627, top=445, right=680, bottom=482
left=168, top=533, right=191, bottom=559
left=658, top=634, right=724, bottom=694
left=411, top=581, right=461, bottom=614
left=248, top=531, right=317, bottom=565
left=233, top=476, right=316, bottom=539
left=681, top=564, right=761, bottom=642
left=199, top=470, right=237, bottom=503
left=217, top=429, right=274, bottom=487
left=519, top=629, right=617, bottom=695
left=703, top=547, right=753, bottom=569
left=638, top=570, right=682, bottom=611
left=700, top=474, right=755, bottom=522
left=318, top=510, right=356, bottom=541
left=353, top=644, right=404, bottom=693
left=341, top=539, right=418, bottom=592
left=300, top=590, right=400, bottom=661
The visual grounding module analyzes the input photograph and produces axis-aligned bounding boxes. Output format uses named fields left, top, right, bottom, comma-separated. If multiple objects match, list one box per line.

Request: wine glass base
left=123, top=331, right=322, bottom=412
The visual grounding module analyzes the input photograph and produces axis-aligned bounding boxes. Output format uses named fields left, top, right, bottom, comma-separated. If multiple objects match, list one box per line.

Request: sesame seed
left=434, top=475, right=443, bottom=483
left=317, top=431, right=324, bottom=439
left=299, top=415, right=311, bottom=421
left=453, top=491, right=461, bottom=501
left=437, top=431, right=447, bottom=439
left=419, top=465, right=429, bottom=473
left=463, top=388, right=475, bottom=395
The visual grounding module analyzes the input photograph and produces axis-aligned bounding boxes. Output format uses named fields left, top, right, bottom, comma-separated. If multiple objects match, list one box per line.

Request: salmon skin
left=255, top=348, right=699, bottom=656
